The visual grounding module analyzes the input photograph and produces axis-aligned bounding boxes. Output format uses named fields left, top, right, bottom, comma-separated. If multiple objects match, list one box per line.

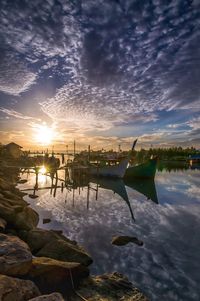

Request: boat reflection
left=124, top=178, right=158, bottom=204
left=90, top=177, right=135, bottom=220
left=21, top=168, right=158, bottom=220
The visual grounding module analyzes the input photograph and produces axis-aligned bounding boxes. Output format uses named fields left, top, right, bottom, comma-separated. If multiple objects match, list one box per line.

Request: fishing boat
left=88, top=139, right=138, bottom=178
left=67, top=139, right=138, bottom=179
left=88, top=156, right=130, bottom=178
left=124, top=157, right=158, bottom=179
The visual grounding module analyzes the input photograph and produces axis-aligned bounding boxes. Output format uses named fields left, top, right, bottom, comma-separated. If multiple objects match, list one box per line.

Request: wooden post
left=87, top=184, right=90, bottom=209
left=88, top=145, right=90, bottom=162
left=73, top=140, right=76, bottom=158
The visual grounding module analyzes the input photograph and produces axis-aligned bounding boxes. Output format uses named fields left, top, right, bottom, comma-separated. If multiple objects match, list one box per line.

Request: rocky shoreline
left=0, top=158, right=149, bottom=301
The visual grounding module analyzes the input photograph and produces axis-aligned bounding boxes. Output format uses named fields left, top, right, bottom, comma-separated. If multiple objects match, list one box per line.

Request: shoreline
left=0, top=157, right=148, bottom=300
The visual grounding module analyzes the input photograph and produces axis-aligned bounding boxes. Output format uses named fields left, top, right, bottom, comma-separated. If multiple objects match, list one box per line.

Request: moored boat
left=124, top=157, right=158, bottom=179
left=88, top=139, right=138, bottom=178
left=67, top=139, right=138, bottom=179
left=88, top=156, right=130, bottom=178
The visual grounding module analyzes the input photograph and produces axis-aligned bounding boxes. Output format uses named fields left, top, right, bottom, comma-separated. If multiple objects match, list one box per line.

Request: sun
left=34, top=123, right=55, bottom=145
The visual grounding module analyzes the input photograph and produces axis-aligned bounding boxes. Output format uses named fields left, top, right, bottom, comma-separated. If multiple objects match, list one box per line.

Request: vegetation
left=135, top=146, right=200, bottom=162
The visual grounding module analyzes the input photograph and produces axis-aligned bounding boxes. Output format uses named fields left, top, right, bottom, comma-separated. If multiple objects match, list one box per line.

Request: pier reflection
left=20, top=167, right=158, bottom=221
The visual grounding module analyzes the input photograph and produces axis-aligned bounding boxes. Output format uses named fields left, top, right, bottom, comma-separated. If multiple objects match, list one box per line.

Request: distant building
left=4, top=142, right=23, bottom=158
left=189, top=154, right=200, bottom=166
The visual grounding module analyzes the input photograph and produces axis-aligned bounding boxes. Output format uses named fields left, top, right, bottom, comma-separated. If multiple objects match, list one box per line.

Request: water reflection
left=18, top=167, right=200, bottom=301
left=20, top=167, right=159, bottom=221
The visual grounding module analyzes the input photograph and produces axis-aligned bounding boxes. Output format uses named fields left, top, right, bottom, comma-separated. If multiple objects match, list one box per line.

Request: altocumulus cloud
left=40, top=0, right=200, bottom=131
left=0, top=0, right=200, bottom=141
left=0, top=49, right=37, bottom=95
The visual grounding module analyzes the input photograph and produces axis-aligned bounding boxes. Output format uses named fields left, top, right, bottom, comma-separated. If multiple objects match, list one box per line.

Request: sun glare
left=39, top=166, right=46, bottom=174
left=34, top=123, right=55, bottom=145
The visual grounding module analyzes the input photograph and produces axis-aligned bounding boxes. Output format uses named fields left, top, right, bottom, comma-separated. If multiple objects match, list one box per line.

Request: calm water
left=18, top=166, right=200, bottom=301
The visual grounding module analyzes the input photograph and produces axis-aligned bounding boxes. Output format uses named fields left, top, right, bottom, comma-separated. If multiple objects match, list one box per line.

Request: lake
left=18, top=165, right=200, bottom=301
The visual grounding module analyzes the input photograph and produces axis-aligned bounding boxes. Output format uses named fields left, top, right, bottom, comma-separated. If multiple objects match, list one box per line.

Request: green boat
left=124, top=157, right=158, bottom=179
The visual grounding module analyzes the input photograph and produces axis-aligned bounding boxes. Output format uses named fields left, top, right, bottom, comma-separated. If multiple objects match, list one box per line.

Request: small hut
left=4, top=142, right=23, bottom=158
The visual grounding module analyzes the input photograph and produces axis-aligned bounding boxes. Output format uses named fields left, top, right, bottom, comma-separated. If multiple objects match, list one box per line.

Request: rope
left=69, top=268, right=89, bottom=301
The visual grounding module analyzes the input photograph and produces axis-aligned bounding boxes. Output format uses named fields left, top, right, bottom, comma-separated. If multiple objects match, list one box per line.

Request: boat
left=124, top=157, right=158, bottom=179
left=88, top=156, right=130, bottom=178
left=88, top=139, right=138, bottom=178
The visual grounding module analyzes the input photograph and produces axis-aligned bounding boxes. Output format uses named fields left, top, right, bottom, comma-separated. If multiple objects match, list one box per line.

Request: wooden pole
left=88, top=145, right=90, bottom=162
left=73, top=140, right=76, bottom=158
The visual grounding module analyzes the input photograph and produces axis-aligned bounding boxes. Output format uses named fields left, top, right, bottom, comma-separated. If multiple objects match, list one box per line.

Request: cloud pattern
left=0, top=0, right=200, bottom=145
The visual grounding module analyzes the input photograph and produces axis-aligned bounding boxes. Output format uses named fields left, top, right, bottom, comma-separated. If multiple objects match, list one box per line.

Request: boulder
left=43, top=218, right=51, bottom=224
left=111, top=236, right=143, bottom=246
left=0, top=233, right=32, bottom=276
left=0, top=195, right=27, bottom=207
left=0, top=201, right=20, bottom=224
left=26, top=228, right=76, bottom=253
left=36, top=239, right=93, bottom=266
left=2, top=190, right=24, bottom=201
left=70, top=272, right=149, bottom=301
left=15, top=207, right=39, bottom=231
left=0, top=178, right=12, bottom=190
left=28, top=293, right=64, bottom=301
left=28, top=257, right=89, bottom=291
left=0, top=274, right=40, bottom=301
left=17, top=179, right=28, bottom=184
left=0, top=218, right=7, bottom=232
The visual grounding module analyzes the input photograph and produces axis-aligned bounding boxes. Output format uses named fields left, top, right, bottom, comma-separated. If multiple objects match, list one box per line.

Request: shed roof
left=5, top=142, right=23, bottom=149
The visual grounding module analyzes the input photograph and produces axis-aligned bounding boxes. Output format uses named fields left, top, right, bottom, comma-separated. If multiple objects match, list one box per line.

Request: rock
left=15, top=207, right=39, bottom=231
left=0, top=218, right=7, bottom=232
left=0, top=233, right=32, bottom=276
left=0, top=178, right=12, bottom=190
left=36, top=239, right=93, bottom=266
left=17, top=179, right=28, bottom=184
left=29, top=194, right=39, bottom=199
left=28, top=257, right=89, bottom=291
left=43, top=218, right=51, bottom=224
left=0, top=194, right=27, bottom=207
left=28, top=293, right=64, bottom=301
left=0, top=274, right=40, bottom=301
left=0, top=201, right=20, bottom=224
left=26, top=228, right=76, bottom=253
left=2, top=190, right=24, bottom=202
left=70, top=272, right=149, bottom=301
left=111, top=236, right=143, bottom=246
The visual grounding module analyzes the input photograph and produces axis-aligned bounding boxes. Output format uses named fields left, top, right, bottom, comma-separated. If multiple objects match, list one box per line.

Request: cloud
left=0, top=0, right=200, bottom=146
left=0, top=107, right=40, bottom=121
left=38, top=0, right=200, bottom=134
left=0, top=49, right=37, bottom=95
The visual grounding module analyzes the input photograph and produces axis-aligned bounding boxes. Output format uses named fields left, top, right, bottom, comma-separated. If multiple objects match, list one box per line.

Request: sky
left=0, top=0, right=200, bottom=150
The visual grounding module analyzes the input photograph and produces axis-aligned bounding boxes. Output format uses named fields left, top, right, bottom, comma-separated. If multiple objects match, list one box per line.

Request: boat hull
left=124, top=158, right=157, bottom=179
left=89, top=157, right=129, bottom=178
